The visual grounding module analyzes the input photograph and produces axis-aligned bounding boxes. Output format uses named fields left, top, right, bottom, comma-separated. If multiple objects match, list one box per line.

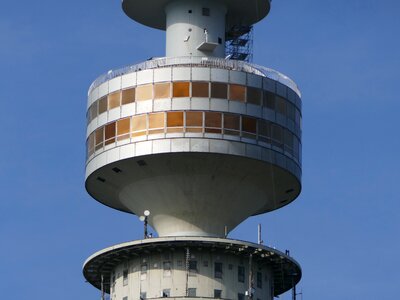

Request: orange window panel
left=205, top=112, right=222, bottom=128
left=154, top=83, right=171, bottom=99
left=117, top=118, right=130, bottom=135
left=247, top=87, right=262, bottom=105
left=173, top=82, right=190, bottom=97
left=263, top=92, right=275, bottom=109
left=224, top=113, right=240, bottom=130
left=229, top=84, right=246, bottom=102
left=192, top=82, right=209, bottom=97
left=121, top=88, right=135, bottom=104
left=136, top=84, right=153, bottom=101
left=108, top=91, right=121, bottom=109
left=104, top=122, right=116, bottom=145
left=95, top=127, right=104, bottom=150
left=149, top=113, right=165, bottom=129
left=242, top=116, right=257, bottom=134
left=186, top=111, right=203, bottom=127
left=167, top=111, right=184, bottom=127
left=211, top=83, right=227, bottom=99
left=132, top=115, right=147, bottom=132
left=89, top=102, right=98, bottom=122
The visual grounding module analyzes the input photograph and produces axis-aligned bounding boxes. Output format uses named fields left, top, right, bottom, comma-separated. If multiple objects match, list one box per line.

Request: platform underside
left=122, top=0, right=271, bottom=30
left=85, top=152, right=301, bottom=236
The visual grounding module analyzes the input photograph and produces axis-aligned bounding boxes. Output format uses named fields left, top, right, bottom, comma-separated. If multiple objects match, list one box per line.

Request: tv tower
left=83, top=0, right=303, bottom=299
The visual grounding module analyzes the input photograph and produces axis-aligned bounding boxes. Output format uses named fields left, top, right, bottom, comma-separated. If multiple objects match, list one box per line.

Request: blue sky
left=1, top=0, right=399, bottom=299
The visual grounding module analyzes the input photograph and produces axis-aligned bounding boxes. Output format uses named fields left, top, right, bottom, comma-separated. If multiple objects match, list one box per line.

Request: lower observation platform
left=83, top=236, right=301, bottom=298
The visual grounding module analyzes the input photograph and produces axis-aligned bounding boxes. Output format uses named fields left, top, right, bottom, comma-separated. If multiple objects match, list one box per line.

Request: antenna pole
left=258, top=224, right=263, bottom=244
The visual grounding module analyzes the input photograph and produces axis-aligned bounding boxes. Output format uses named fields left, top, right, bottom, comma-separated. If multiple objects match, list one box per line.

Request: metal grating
left=225, top=25, right=254, bottom=62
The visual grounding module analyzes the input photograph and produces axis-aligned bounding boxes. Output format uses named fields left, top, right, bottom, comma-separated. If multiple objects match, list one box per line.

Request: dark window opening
left=202, top=7, right=210, bottom=16
left=214, top=262, right=223, bottom=278
left=188, top=9, right=192, bottom=13
left=218, top=37, right=222, bottom=44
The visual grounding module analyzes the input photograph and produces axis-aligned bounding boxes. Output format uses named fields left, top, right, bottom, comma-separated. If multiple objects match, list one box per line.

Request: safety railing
left=88, top=57, right=301, bottom=97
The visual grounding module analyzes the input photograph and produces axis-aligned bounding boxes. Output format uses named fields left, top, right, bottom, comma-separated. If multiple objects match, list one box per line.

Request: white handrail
left=88, top=56, right=301, bottom=97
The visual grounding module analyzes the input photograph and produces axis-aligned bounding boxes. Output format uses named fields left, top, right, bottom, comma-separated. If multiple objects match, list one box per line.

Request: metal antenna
left=258, top=224, right=263, bottom=244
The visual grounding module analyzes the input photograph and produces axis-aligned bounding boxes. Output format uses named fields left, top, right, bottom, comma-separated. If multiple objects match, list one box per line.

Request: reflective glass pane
left=173, top=82, right=190, bottom=97
left=95, top=127, right=104, bottom=150
left=247, top=87, right=262, bottom=105
left=98, top=96, right=108, bottom=114
left=286, top=102, right=295, bottom=120
left=149, top=113, right=165, bottom=129
left=229, top=84, right=245, bottom=102
left=211, top=83, right=227, bottom=99
left=167, top=111, right=184, bottom=127
left=284, top=129, right=294, bottom=149
left=122, top=88, right=135, bottom=104
left=108, top=91, right=121, bottom=109
left=136, top=84, right=153, bottom=101
left=132, top=115, right=147, bottom=131
left=242, top=116, right=257, bottom=134
left=276, top=96, right=286, bottom=115
left=192, top=82, right=209, bottom=97
left=89, top=102, right=98, bottom=122
left=186, top=111, right=203, bottom=127
left=272, top=125, right=283, bottom=143
left=258, top=120, right=270, bottom=137
left=263, top=92, right=275, bottom=109
left=154, top=83, right=171, bottom=99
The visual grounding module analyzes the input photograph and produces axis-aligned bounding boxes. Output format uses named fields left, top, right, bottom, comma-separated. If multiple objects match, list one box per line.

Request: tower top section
left=122, top=0, right=271, bottom=30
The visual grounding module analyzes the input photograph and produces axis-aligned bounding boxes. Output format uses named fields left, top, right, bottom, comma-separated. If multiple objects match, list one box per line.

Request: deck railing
left=88, top=56, right=301, bottom=97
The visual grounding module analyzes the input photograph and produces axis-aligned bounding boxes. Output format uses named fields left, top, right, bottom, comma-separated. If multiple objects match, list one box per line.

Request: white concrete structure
left=83, top=1, right=302, bottom=299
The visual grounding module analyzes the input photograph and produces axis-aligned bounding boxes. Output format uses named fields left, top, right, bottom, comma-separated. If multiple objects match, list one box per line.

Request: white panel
left=152, top=139, right=171, bottom=153
left=88, top=87, right=98, bottom=108
left=154, top=68, right=172, bottom=82
left=246, top=144, right=261, bottom=160
left=228, top=142, right=246, bottom=156
left=274, top=152, right=286, bottom=168
left=246, top=104, right=262, bottom=118
left=109, top=77, right=122, bottom=93
left=191, top=98, right=210, bottom=110
left=247, top=74, right=262, bottom=88
left=171, top=138, right=190, bottom=152
left=87, top=121, right=96, bottom=138
left=229, top=101, right=246, bottom=114
left=211, top=68, right=229, bottom=82
left=204, top=133, right=223, bottom=139
left=172, top=67, right=191, bottom=81
left=98, top=82, right=109, bottom=98
left=191, top=67, right=210, bottom=81
left=190, top=138, right=209, bottom=152
left=223, top=135, right=241, bottom=142
left=136, top=100, right=153, bottom=114
left=229, top=70, right=246, bottom=85
left=95, top=152, right=108, bottom=169
left=98, top=113, right=108, bottom=127
left=210, top=99, right=228, bottom=112
left=106, top=147, right=120, bottom=164
left=154, top=99, right=172, bottom=112
left=120, top=143, right=135, bottom=160
left=135, top=141, right=153, bottom=156
left=262, top=108, right=276, bottom=122
left=263, top=77, right=275, bottom=93
left=172, top=98, right=190, bottom=110
left=261, top=148, right=273, bottom=163
left=121, top=103, right=136, bottom=118
left=276, top=82, right=287, bottom=98
left=85, top=160, right=96, bottom=179
left=210, top=140, right=228, bottom=154
left=165, top=133, right=185, bottom=139
left=184, top=133, right=203, bottom=138
left=137, top=69, right=154, bottom=85
left=122, top=72, right=137, bottom=89
left=148, top=133, right=165, bottom=140
left=108, top=107, right=121, bottom=122
left=116, top=139, right=131, bottom=147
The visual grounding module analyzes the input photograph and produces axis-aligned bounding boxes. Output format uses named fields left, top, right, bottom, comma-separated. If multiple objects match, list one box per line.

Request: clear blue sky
left=1, top=0, right=399, bottom=299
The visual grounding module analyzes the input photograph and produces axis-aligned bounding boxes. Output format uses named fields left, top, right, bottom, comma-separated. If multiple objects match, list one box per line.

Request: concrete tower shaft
left=122, top=0, right=271, bottom=57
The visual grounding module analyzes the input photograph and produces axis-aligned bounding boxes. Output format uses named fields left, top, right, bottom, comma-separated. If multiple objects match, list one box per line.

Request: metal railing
left=88, top=56, right=301, bottom=97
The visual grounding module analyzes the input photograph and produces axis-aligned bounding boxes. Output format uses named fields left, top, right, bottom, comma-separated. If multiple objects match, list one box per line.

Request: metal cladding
left=83, top=0, right=303, bottom=299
